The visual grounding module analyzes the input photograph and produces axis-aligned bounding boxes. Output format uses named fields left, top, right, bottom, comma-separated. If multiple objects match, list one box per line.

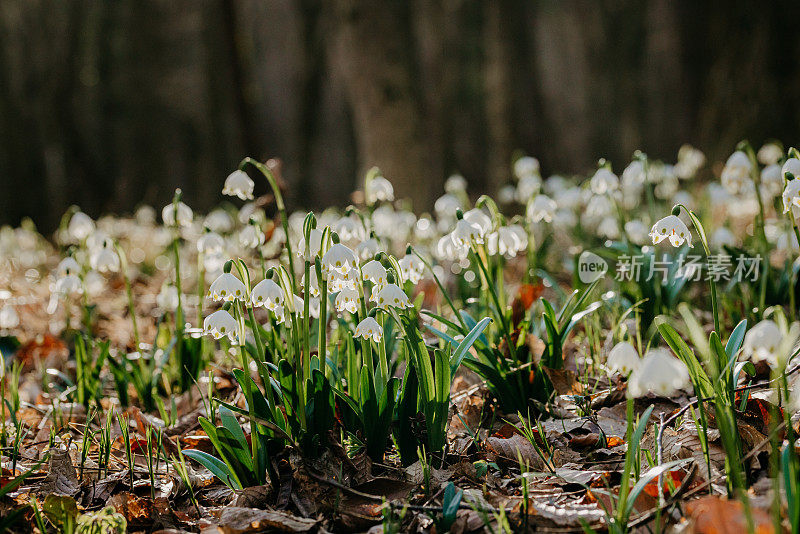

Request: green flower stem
left=115, top=243, right=140, bottom=351
left=409, top=246, right=467, bottom=332
left=303, top=260, right=311, bottom=379
left=469, top=244, right=517, bottom=361
left=674, top=204, right=720, bottom=334
left=240, top=157, right=296, bottom=291
left=236, top=339, right=260, bottom=480
left=318, top=279, right=328, bottom=376
left=615, top=396, right=634, bottom=525
left=196, top=251, right=205, bottom=328
left=377, top=312, right=389, bottom=392
left=246, top=306, right=277, bottom=412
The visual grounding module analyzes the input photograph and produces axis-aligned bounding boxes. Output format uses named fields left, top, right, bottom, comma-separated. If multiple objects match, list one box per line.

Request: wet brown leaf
left=212, top=506, right=317, bottom=533
left=684, top=496, right=774, bottom=533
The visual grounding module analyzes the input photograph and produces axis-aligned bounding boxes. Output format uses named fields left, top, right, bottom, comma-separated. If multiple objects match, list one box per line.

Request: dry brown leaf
left=37, top=449, right=79, bottom=497
left=211, top=506, right=317, bottom=533
left=684, top=496, right=774, bottom=533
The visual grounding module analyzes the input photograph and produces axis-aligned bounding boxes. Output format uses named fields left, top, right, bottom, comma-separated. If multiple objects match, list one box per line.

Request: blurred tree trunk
left=483, top=0, right=515, bottom=192
left=326, top=0, right=443, bottom=210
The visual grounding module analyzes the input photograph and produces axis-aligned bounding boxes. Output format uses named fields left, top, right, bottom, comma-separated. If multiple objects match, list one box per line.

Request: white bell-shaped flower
left=398, top=254, right=424, bottom=284
left=208, top=273, right=247, bottom=302
left=361, top=260, right=388, bottom=286
left=334, top=287, right=360, bottom=314
left=782, top=177, right=800, bottom=218
left=89, top=244, right=120, bottom=273
left=463, top=209, right=492, bottom=237
left=516, top=174, right=542, bottom=203
left=322, top=243, right=358, bottom=274
left=203, top=310, right=239, bottom=343
left=607, top=341, right=640, bottom=375
left=57, top=257, right=81, bottom=277
left=162, top=201, right=193, bottom=227
left=649, top=215, right=692, bottom=248
left=297, top=228, right=324, bottom=261
left=527, top=195, right=557, bottom=223
left=332, top=216, right=365, bottom=243
left=355, top=237, right=381, bottom=260
left=374, top=283, right=412, bottom=310
left=204, top=210, right=234, bottom=233
left=355, top=317, right=383, bottom=342
left=55, top=274, right=83, bottom=295
left=627, top=348, right=689, bottom=398
left=451, top=218, right=484, bottom=248
left=328, top=269, right=358, bottom=292
left=742, top=320, right=786, bottom=368
left=250, top=279, right=284, bottom=310
left=222, top=170, right=255, bottom=200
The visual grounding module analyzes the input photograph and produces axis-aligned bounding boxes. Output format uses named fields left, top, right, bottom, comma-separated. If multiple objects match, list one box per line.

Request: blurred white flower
left=222, top=170, right=255, bottom=200
left=742, top=319, right=799, bottom=368
left=69, top=211, right=95, bottom=241
left=0, top=304, right=19, bottom=329
left=627, top=348, right=689, bottom=398
left=355, top=237, right=381, bottom=260
left=89, top=245, right=119, bottom=273
left=434, top=194, right=462, bottom=219
left=445, top=174, right=467, bottom=193
left=238, top=225, right=265, bottom=249
left=204, top=209, right=234, bottom=233
left=203, top=310, right=238, bottom=343
left=57, top=257, right=81, bottom=277
left=516, top=174, right=542, bottom=203
left=332, top=216, right=365, bottom=244
left=157, top=284, right=180, bottom=312
left=757, top=143, right=783, bottom=165
left=607, top=341, right=640, bottom=375
left=162, top=201, right=193, bottom=227
left=624, top=220, right=649, bottom=245
left=355, top=317, right=383, bottom=342
left=366, top=175, right=395, bottom=204
left=760, top=164, right=783, bottom=198
left=301, top=271, right=320, bottom=298
left=721, top=151, right=752, bottom=194
left=590, top=168, right=619, bottom=195
left=513, top=156, right=540, bottom=181
left=55, top=274, right=83, bottom=296
left=208, top=273, right=247, bottom=302
left=526, top=194, right=557, bottom=223
left=675, top=144, right=705, bottom=179
left=710, top=227, right=735, bottom=249
left=649, top=215, right=692, bottom=248
left=197, top=231, right=225, bottom=254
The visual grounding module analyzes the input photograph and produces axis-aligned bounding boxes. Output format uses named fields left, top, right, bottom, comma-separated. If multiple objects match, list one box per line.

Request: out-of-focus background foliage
left=2, top=0, right=799, bottom=230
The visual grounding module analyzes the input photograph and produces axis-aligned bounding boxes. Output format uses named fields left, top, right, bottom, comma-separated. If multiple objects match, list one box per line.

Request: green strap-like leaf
left=183, top=449, right=241, bottom=490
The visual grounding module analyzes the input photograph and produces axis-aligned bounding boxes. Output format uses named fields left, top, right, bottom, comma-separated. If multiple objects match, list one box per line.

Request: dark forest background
left=2, top=0, right=800, bottom=230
